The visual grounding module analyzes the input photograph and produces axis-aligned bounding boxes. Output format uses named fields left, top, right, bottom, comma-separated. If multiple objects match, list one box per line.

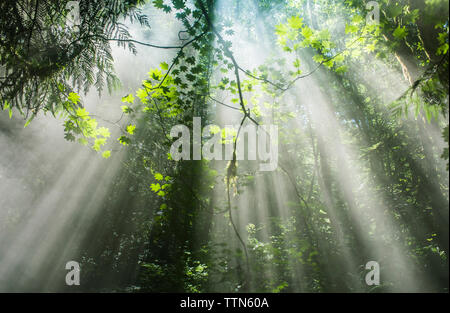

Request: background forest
left=0, top=0, right=448, bottom=293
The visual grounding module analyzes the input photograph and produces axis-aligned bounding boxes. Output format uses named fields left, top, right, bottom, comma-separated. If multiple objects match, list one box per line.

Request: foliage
left=1, top=0, right=448, bottom=292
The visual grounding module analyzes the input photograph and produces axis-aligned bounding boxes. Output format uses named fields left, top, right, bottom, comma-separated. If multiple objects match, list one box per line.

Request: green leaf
left=160, top=62, right=169, bottom=70
left=387, top=4, right=403, bottom=18
left=154, top=173, right=164, bottom=181
left=121, top=105, right=134, bottom=114
left=345, top=24, right=358, bottom=34
left=351, top=15, right=364, bottom=24
left=4, top=101, right=12, bottom=119
left=150, top=69, right=162, bottom=81
left=393, top=26, right=407, bottom=39
left=126, top=124, right=136, bottom=135
left=153, top=0, right=163, bottom=7
left=335, top=65, right=348, bottom=74
left=97, top=127, right=111, bottom=138
left=288, top=16, right=303, bottom=29
left=24, top=115, right=35, bottom=128
left=301, top=26, right=313, bottom=39
left=76, top=108, right=90, bottom=120
left=275, top=24, right=289, bottom=37
left=437, top=43, right=449, bottom=56
left=312, top=54, right=326, bottom=64
left=367, top=142, right=382, bottom=151
left=93, top=138, right=106, bottom=151
left=102, top=150, right=111, bottom=159
left=68, top=92, right=80, bottom=104
left=118, top=135, right=131, bottom=146
left=121, top=94, right=135, bottom=104
left=137, top=88, right=148, bottom=102
left=172, top=0, right=184, bottom=10
left=150, top=183, right=161, bottom=192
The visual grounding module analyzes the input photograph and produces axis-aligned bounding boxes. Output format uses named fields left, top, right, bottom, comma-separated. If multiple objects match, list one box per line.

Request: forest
left=0, top=0, right=448, bottom=293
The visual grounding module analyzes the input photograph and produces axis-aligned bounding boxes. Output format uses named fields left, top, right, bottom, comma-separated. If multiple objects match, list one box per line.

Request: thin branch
left=147, top=31, right=207, bottom=91
left=239, top=35, right=365, bottom=92
left=209, top=96, right=241, bottom=111
left=104, top=31, right=206, bottom=49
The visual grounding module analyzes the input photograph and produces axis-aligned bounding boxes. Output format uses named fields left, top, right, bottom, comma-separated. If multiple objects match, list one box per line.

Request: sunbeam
left=0, top=0, right=448, bottom=296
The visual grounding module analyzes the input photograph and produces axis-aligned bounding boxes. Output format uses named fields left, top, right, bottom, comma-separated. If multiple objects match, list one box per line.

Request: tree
left=0, top=0, right=448, bottom=293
